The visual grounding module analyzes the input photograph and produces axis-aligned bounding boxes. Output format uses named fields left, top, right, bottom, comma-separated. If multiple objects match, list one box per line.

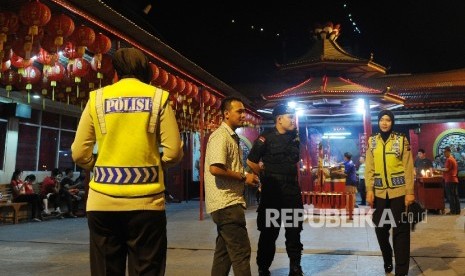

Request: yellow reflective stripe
left=147, top=87, right=163, bottom=133
left=95, top=88, right=107, bottom=134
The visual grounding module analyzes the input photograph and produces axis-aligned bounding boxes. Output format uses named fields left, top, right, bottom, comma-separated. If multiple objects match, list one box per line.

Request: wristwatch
left=240, top=172, right=247, bottom=181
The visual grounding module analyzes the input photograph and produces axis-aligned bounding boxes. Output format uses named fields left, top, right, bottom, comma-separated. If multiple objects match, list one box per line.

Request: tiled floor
left=0, top=201, right=464, bottom=275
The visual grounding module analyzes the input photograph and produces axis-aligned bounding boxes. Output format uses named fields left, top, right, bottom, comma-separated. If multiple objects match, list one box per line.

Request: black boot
left=289, top=265, right=304, bottom=276
left=384, top=263, right=393, bottom=273
left=258, top=268, right=270, bottom=276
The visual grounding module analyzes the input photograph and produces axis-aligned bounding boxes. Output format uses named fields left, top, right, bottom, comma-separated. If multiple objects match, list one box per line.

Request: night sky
left=104, top=1, right=465, bottom=96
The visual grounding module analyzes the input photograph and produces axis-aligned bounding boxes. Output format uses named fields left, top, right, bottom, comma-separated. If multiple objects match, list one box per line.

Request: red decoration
left=208, top=94, right=217, bottom=107
left=68, top=58, right=90, bottom=77
left=19, top=0, right=51, bottom=36
left=45, top=13, right=74, bottom=47
left=45, top=61, right=65, bottom=82
left=174, top=77, right=186, bottom=94
left=12, top=35, right=41, bottom=60
left=162, top=73, right=177, bottom=91
left=151, top=68, right=168, bottom=87
left=10, top=52, right=33, bottom=68
left=19, top=65, right=41, bottom=102
left=191, top=85, right=199, bottom=101
left=1, top=60, right=11, bottom=72
left=19, top=65, right=41, bottom=85
left=183, top=81, right=193, bottom=98
left=150, top=63, right=159, bottom=80
left=36, top=48, right=54, bottom=65
left=202, top=89, right=210, bottom=104
left=1, top=68, right=19, bottom=97
left=91, top=53, right=114, bottom=75
left=62, top=40, right=78, bottom=59
left=0, top=12, right=19, bottom=53
left=88, top=33, right=111, bottom=56
left=69, top=25, right=95, bottom=57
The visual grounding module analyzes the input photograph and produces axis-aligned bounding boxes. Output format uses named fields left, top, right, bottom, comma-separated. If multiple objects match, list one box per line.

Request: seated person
left=60, top=168, right=85, bottom=215
left=10, top=170, right=43, bottom=222
left=41, top=168, right=65, bottom=215
left=61, top=168, right=85, bottom=200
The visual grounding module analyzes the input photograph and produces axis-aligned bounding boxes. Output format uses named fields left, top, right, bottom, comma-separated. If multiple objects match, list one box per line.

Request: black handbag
left=403, top=201, right=426, bottom=231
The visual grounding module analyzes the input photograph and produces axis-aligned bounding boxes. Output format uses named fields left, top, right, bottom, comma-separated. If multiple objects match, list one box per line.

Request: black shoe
left=289, top=265, right=304, bottom=276
left=258, top=268, right=270, bottom=276
left=384, top=263, right=393, bottom=273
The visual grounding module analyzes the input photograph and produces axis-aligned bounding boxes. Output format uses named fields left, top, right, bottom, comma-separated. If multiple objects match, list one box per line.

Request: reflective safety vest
left=88, top=79, right=169, bottom=197
left=370, top=133, right=407, bottom=189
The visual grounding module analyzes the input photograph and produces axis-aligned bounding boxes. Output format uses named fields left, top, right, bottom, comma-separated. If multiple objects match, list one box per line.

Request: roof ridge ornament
left=312, top=22, right=341, bottom=41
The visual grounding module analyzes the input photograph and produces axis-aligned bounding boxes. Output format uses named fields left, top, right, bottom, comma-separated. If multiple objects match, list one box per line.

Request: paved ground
left=0, top=201, right=465, bottom=275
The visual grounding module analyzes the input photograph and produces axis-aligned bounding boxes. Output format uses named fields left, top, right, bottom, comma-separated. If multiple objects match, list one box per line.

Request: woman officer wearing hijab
left=365, top=110, right=415, bottom=276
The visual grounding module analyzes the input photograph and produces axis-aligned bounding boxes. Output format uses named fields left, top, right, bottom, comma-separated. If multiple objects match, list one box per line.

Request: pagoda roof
left=260, top=76, right=404, bottom=118
left=264, top=75, right=403, bottom=103
left=277, top=39, right=386, bottom=78
left=357, top=69, right=465, bottom=109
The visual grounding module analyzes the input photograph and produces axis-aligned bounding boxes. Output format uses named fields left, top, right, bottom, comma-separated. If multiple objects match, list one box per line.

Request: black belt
left=263, top=173, right=298, bottom=182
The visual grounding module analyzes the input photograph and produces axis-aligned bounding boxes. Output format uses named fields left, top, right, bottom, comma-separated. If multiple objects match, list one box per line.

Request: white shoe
left=55, top=207, right=62, bottom=213
left=43, top=209, right=51, bottom=215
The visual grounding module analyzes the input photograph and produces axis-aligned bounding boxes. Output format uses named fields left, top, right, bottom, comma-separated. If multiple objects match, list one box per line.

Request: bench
left=0, top=184, right=29, bottom=224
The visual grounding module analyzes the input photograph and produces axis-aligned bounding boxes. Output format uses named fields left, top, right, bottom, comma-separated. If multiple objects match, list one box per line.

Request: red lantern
left=183, top=81, right=193, bottom=98
left=202, top=89, right=211, bottom=104
left=91, top=54, right=114, bottom=87
left=163, top=73, right=177, bottom=91
left=67, top=57, right=90, bottom=98
left=88, top=33, right=111, bottom=62
left=174, top=77, right=186, bottom=94
left=69, top=25, right=95, bottom=57
left=208, top=94, right=217, bottom=107
left=19, top=0, right=51, bottom=36
left=1, top=60, right=11, bottom=73
left=150, top=63, right=159, bottom=81
left=91, top=53, right=113, bottom=75
left=215, top=97, right=222, bottom=109
left=45, top=62, right=65, bottom=81
left=36, top=48, right=54, bottom=65
left=41, top=35, right=59, bottom=54
left=68, top=57, right=90, bottom=77
left=19, top=65, right=41, bottom=102
left=1, top=68, right=19, bottom=97
left=191, top=85, right=199, bottom=102
left=151, top=68, right=168, bottom=87
left=10, top=52, right=33, bottom=69
left=12, top=35, right=41, bottom=60
left=44, top=61, right=65, bottom=101
left=0, top=12, right=19, bottom=52
left=45, top=13, right=74, bottom=48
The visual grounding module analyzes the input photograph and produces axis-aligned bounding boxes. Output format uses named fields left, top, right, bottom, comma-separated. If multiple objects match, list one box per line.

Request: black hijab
left=378, top=110, right=395, bottom=142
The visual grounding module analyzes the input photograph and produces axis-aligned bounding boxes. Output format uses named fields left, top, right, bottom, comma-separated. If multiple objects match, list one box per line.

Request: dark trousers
left=14, top=194, right=43, bottom=219
left=256, top=192, right=303, bottom=270
left=59, top=189, right=74, bottom=213
left=358, top=179, right=366, bottom=205
left=210, top=204, right=251, bottom=276
left=87, top=210, right=167, bottom=276
left=445, top=182, right=461, bottom=214
left=372, top=195, right=410, bottom=275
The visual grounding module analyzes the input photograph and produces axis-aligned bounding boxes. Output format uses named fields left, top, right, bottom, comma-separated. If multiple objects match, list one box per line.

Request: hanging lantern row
left=0, top=1, right=262, bottom=130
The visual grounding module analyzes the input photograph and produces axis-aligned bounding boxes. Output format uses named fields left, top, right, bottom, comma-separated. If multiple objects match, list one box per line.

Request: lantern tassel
left=27, top=91, right=30, bottom=103
left=42, top=98, right=45, bottom=110
left=76, top=85, right=79, bottom=98
left=52, top=86, right=55, bottom=101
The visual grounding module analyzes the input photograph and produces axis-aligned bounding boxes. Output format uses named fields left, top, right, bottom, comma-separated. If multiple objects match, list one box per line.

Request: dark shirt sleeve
left=247, top=135, right=267, bottom=163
